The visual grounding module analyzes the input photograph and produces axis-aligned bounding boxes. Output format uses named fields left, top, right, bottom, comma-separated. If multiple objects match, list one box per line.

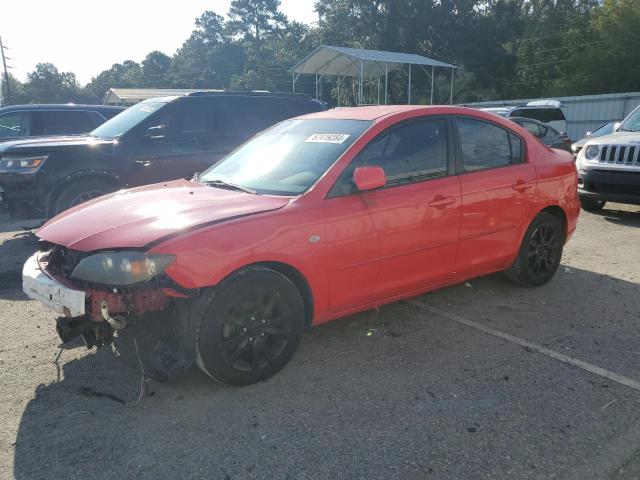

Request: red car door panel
left=323, top=195, right=380, bottom=310
left=454, top=117, right=537, bottom=277
left=324, top=116, right=460, bottom=311
left=362, top=176, right=461, bottom=299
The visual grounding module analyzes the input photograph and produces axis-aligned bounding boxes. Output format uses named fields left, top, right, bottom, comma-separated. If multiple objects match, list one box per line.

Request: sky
left=0, top=0, right=318, bottom=85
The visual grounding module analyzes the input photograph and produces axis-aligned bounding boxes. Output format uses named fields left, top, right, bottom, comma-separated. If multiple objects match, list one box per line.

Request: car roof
left=299, top=105, right=514, bottom=123
left=0, top=104, right=125, bottom=113
left=299, top=105, right=444, bottom=121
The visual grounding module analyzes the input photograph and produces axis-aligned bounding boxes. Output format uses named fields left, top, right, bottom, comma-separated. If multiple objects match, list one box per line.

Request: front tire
left=504, top=212, right=564, bottom=287
left=53, top=179, right=116, bottom=216
left=580, top=197, right=606, bottom=212
left=193, top=267, right=305, bottom=386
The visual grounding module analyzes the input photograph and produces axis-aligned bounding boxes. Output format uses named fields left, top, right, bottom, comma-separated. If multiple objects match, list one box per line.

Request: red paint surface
left=38, top=106, right=580, bottom=326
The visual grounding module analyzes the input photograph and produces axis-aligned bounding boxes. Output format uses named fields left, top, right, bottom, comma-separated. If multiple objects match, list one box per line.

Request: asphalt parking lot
left=0, top=205, right=639, bottom=480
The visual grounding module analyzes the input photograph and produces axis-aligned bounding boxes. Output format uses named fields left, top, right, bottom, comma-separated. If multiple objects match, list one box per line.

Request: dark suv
left=0, top=92, right=325, bottom=218
left=0, top=104, right=124, bottom=142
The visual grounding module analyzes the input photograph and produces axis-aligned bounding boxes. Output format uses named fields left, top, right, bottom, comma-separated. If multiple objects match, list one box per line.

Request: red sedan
left=23, top=106, right=580, bottom=385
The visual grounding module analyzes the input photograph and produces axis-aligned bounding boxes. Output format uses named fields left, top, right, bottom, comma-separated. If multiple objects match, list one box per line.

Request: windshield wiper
left=617, top=127, right=638, bottom=132
left=203, top=179, right=260, bottom=195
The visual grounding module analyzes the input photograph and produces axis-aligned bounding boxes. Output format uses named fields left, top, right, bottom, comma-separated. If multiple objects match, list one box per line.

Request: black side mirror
left=144, top=125, right=167, bottom=140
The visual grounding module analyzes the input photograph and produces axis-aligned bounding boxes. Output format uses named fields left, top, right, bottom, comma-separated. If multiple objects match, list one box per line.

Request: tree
left=227, top=0, right=287, bottom=51
left=25, top=63, right=81, bottom=103
left=142, top=51, right=172, bottom=86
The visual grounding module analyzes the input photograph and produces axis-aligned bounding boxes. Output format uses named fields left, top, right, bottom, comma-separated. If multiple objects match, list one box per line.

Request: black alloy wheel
left=505, top=212, right=564, bottom=287
left=194, top=267, right=305, bottom=386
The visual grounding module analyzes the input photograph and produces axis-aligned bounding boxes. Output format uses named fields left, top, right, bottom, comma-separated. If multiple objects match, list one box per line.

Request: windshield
left=619, top=108, right=640, bottom=132
left=591, top=122, right=616, bottom=137
left=91, top=102, right=167, bottom=139
left=200, top=118, right=372, bottom=196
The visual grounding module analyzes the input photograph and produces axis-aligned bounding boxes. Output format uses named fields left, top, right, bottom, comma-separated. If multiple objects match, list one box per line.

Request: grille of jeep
left=46, top=245, right=88, bottom=278
left=599, top=145, right=640, bottom=165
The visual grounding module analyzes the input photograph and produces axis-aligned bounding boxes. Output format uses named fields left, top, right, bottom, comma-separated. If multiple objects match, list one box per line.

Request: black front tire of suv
left=53, top=179, right=116, bottom=216
left=579, top=197, right=606, bottom=212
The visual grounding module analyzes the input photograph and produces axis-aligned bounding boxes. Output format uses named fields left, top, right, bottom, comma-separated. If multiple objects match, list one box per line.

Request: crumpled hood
left=585, top=131, right=640, bottom=146
left=37, top=179, right=290, bottom=251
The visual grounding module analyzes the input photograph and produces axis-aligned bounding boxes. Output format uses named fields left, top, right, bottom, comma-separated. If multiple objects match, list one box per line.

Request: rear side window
left=512, top=108, right=565, bottom=123
left=34, top=111, right=95, bottom=135
left=0, top=112, right=31, bottom=138
left=518, top=120, right=548, bottom=138
left=457, top=117, right=523, bottom=171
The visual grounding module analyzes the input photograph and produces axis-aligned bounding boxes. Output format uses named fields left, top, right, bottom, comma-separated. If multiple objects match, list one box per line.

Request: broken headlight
left=70, top=251, right=175, bottom=286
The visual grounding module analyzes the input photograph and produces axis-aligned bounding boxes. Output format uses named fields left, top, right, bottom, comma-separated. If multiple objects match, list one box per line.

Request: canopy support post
left=377, top=76, right=381, bottom=105
left=408, top=64, right=412, bottom=104
left=337, top=75, right=341, bottom=107
left=315, top=74, right=319, bottom=100
left=292, top=73, right=295, bottom=93
left=430, top=66, right=435, bottom=105
left=359, top=60, right=364, bottom=105
left=450, top=67, right=454, bottom=105
left=384, top=65, right=388, bottom=105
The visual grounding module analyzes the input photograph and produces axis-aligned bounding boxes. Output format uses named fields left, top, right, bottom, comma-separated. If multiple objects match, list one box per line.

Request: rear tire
left=193, top=267, right=305, bottom=386
left=504, top=212, right=564, bottom=287
left=53, top=179, right=116, bottom=216
left=580, top=197, right=606, bottom=212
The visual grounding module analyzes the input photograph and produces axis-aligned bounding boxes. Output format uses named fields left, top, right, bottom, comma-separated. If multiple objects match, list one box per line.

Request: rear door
left=324, top=116, right=461, bottom=309
left=454, top=116, right=537, bottom=277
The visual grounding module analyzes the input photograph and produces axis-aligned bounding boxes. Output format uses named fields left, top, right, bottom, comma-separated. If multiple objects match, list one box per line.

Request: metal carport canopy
left=290, top=45, right=457, bottom=105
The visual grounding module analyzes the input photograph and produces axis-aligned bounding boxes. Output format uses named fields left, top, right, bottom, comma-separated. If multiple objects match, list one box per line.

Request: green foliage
left=3, top=0, right=639, bottom=106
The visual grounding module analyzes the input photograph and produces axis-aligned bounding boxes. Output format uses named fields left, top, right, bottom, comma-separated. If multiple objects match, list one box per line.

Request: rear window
left=512, top=108, right=565, bottom=123
left=34, top=111, right=95, bottom=135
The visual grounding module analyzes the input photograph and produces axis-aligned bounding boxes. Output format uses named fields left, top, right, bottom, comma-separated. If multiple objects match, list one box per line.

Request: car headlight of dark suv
left=0, top=155, right=48, bottom=173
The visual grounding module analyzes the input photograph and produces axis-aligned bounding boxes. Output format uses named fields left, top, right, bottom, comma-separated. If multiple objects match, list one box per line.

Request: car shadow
left=596, top=206, right=640, bottom=228
left=0, top=230, right=38, bottom=299
left=10, top=266, right=640, bottom=479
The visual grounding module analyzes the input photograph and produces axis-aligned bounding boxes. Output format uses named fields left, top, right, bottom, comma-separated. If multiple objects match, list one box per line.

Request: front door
left=324, top=116, right=461, bottom=310
left=126, top=98, right=232, bottom=186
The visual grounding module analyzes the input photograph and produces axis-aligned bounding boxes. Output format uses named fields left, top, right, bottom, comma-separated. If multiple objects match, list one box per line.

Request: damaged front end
left=23, top=243, right=194, bottom=350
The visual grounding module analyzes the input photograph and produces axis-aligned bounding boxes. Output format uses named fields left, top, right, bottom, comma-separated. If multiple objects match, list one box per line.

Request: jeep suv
left=0, top=92, right=325, bottom=218
left=576, top=105, right=640, bottom=211
left=0, top=104, right=124, bottom=141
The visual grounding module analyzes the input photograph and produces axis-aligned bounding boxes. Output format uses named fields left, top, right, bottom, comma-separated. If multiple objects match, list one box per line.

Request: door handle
left=428, top=195, right=455, bottom=209
left=512, top=180, right=533, bottom=192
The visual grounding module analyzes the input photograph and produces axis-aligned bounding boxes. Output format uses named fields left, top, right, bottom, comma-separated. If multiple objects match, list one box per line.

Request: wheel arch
left=223, top=261, right=315, bottom=327
left=46, top=170, right=122, bottom=217
left=538, top=204, right=568, bottom=241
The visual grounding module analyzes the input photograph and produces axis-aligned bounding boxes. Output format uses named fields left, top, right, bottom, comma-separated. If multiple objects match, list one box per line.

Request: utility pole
left=0, top=37, right=12, bottom=105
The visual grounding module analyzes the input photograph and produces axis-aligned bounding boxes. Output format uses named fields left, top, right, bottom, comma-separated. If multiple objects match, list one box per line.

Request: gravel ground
left=0, top=205, right=639, bottom=479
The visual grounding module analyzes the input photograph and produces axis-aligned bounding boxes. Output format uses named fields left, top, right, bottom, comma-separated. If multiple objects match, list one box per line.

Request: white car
left=575, top=105, right=640, bottom=211
left=481, top=100, right=568, bottom=135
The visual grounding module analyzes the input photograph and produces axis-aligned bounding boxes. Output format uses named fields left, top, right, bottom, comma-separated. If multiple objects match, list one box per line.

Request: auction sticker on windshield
left=305, top=133, right=350, bottom=144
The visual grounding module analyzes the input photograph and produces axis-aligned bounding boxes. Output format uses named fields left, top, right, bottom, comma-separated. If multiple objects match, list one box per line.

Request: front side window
left=200, top=119, right=372, bottom=196
left=91, top=101, right=168, bottom=139
left=330, top=118, right=449, bottom=197
left=457, top=118, right=523, bottom=172
left=0, top=112, right=31, bottom=138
